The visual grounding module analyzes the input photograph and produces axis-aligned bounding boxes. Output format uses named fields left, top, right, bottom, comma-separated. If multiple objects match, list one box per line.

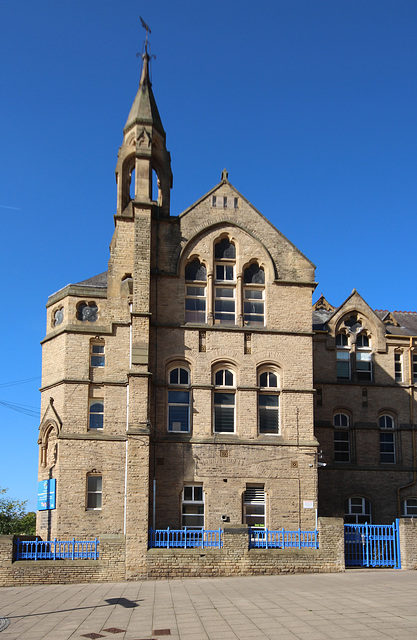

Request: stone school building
left=35, top=49, right=417, bottom=579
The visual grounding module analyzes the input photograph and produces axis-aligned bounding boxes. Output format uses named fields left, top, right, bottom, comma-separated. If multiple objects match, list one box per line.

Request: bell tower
left=115, top=35, right=172, bottom=217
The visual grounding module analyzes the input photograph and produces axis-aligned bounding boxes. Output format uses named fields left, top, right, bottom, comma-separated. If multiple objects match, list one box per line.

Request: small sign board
left=303, top=500, right=314, bottom=509
left=37, top=479, right=56, bottom=511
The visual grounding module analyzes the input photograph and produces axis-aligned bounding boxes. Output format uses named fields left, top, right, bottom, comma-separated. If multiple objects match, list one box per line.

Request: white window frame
left=213, top=368, right=235, bottom=433
left=243, top=485, right=265, bottom=529
left=395, top=352, right=403, bottom=382
left=333, top=413, right=350, bottom=462
left=182, top=485, right=204, bottom=529
left=167, top=367, right=191, bottom=432
left=86, top=475, right=102, bottom=510
left=90, top=341, right=105, bottom=368
left=345, top=496, right=372, bottom=524
left=89, top=399, right=104, bottom=430
left=258, top=370, right=280, bottom=435
left=356, top=334, right=372, bottom=382
left=402, top=498, right=417, bottom=517
left=185, top=285, right=206, bottom=323
left=244, top=286, right=265, bottom=327
left=379, top=414, right=395, bottom=463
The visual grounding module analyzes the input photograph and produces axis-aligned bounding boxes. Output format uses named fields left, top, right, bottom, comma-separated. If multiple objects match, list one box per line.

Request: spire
left=115, top=21, right=173, bottom=218
left=124, top=51, right=165, bottom=135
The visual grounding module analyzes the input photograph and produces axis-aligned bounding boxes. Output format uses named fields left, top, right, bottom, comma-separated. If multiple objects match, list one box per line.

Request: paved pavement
left=1, top=570, right=417, bottom=640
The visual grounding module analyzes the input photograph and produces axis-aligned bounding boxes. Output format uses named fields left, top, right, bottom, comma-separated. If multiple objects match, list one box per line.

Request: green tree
left=0, top=487, right=36, bottom=535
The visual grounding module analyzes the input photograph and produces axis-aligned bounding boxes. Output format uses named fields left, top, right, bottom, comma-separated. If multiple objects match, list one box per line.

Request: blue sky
left=1, top=0, right=417, bottom=510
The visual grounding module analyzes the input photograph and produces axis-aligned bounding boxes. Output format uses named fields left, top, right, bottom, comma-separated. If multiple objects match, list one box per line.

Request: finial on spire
left=221, top=168, right=229, bottom=182
left=140, top=16, right=151, bottom=55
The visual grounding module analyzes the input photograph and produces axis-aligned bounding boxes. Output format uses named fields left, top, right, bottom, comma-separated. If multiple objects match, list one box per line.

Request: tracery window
left=77, top=301, right=98, bottom=322
left=168, top=366, right=191, bottom=432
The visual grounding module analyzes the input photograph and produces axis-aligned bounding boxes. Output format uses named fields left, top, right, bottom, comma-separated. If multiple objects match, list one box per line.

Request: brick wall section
left=399, top=518, right=417, bottom=569
left=147, top=517, right=345, bottom=579
left=0, top=535, right=125, bottom=587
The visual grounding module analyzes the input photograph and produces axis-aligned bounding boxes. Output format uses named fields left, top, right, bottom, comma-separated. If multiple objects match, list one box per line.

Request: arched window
left=336, top=333, right=350, bottom=380
left=379, top=414, right=395, bottom=463
left=333, top=413, right=350, bottom=462
left=167, top=367, right=191, bottom=432
left=356, top=333, right=372, bottom=381
left=401, top=498, right=417, bottom=517
left=213, top=368, right=235, bottom=433
left=185, top=259, right=207, bottom=323
left=345, top=496, right=372, bottom=524
left=89, top=400, right=104, bottom=430
left=258, top=369, right=279, bottom=434
left=244, top=263, right=265, bottom=326
left=214, top=239, right=236, bottom=325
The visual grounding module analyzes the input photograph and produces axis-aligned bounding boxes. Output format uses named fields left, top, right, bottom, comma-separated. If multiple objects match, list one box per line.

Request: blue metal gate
left=344, top=520, right=401, bottom=568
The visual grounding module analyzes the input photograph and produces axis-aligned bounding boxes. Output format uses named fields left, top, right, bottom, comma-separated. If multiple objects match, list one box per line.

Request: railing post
left=298, top=528, right=302, bottom=549
left=34, top=539, right=38, bottom=561
left=184, top=527, right=187, bottom=549
left=282, top=528, right=285, bottom=550
left=265, top=528, right=268, bottom=550
left=53, top=538, right=57, bottom=561
left=395, top=518, right=401, bottom=569
left=71, top=538, right=75, bottom=560
left=167, top=527, right=170, bottom=549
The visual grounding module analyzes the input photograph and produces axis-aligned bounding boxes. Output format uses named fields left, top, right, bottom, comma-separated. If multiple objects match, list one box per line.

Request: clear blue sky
left=1, top=0, right=417, bottom=510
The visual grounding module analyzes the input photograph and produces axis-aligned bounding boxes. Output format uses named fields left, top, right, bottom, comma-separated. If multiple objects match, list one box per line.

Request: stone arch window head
left=215, top=238, right=236, bottom=260
left=258, top=369, right=279, bottom=434
left=344, top=496, right=372, bottom=524
left=336, top=333, right=348, bottom=348
left=379, top=414, right=395, bottom=463
left=86, top=474, right=102, bottom=510
left=244, top=263, right=265, bottom=285
left=168, top=366, right=191, bottom=432
left=185, top=259, right=207, bottom=282
left=53, top=307, right=64, bottom=327
left=333, top=413, right=350, bottom=462
left=213, top=367, right=235, bottom=433
left=357, top=333, right=370, bottom=349
left=77, top=301, right=98, bottom=322
left=402, top=498, right=417, bottom=517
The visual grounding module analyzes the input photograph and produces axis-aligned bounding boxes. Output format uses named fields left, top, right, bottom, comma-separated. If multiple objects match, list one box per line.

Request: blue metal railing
left=149, top=528, right=222, bottom=549
left=249, top=528, right=319, bottom=549
left=344, top=521, right=401, bottom=568
left=15, top=538, right=99, bottom=561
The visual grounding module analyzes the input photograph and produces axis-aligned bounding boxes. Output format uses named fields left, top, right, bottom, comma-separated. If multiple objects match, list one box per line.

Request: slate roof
left=76, top=272, right=108, bottom=288
left=313, top=307, right=417, bottom=336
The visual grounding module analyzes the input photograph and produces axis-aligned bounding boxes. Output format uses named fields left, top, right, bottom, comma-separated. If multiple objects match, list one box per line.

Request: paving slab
left=1, top=570, right=417, bottom=639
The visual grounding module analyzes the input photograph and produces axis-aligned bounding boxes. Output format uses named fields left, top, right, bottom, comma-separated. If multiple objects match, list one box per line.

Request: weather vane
left=140, top=16, right=151, bottom=54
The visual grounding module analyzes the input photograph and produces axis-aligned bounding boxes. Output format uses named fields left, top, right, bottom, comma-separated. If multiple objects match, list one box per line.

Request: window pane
left=170, top=368, right=179, bottom=384
left=215, top=239, right=235, bottom=259
left=259, top=407, right=279, bottom=433
left=92, top=345, right=104, bottom=354
left=214, top=392, right=235, bottom=405
left=259, top=395, right=278, bottom=407
left=225, top=370, right=233, bottom=386
left=334, top=413, right=349, bottom=427
left=244, top=289, right=263, bottom=299
left=168, top=390, right=190, bottom=404
left=168, top=405, right=189, bottom=431
left=194, top=486, right=203, bottom=501
left=186, top=286, right=205, bottom=297
left=215, top=288, right=234, bottom=298
left=179, top=368, right=189, bottom=384
left=214, top=406, right=234, bottom=432
left=88, top=476, right=102, bottom=492
left=183, top=486, right=193, bottom=501
left=91, top=355, right=105, bottom=367
left=334, top=431, right=350, bottom=462
left=87, top=492, right=102, bottom=509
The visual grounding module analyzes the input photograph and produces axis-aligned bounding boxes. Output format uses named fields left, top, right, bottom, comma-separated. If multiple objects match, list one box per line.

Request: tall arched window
left=333, top=413, right=350, bottom=462
left=258, top=369, right=279, bottom=434
left=336, top=332, right=350, bottom=380
left=214, top=239, right=236, bottom=325
left=244, top=263, right=265, bottom=326
left=185, top=259, right=207, bottom=323
left=379, top=414, right=395, bottom=463
left=168, top=366, right=191, bottom=432
left=356, top=333, right=372, bottom=381
left=213, top=368, right=235, bottom=433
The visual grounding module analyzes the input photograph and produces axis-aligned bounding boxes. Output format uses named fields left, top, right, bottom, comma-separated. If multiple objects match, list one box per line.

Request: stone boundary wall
left=147, top=518, right=345, bottom=579
left=399, top=518, right=417, bottom=569
left=0, top=535, right=126, bottom=587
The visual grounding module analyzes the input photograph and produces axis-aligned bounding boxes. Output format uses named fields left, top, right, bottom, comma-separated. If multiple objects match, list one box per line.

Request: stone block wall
left=399, top=518, right=417, bottom=569
left=147, top=517, right=345, bottom=579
